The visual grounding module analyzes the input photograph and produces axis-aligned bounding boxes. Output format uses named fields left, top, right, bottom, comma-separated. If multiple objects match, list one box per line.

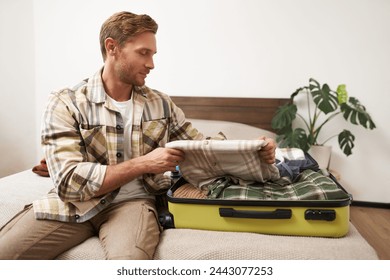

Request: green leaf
left=290, top=128, right=311, bottom=151
left=340, top=97, right=376, bottom=129
left=277, top=128, right=310, bottom=152
left=338, top=129, right=355, bottom=156
left=290, top=86, right=309, bottom=100
left=271, top=103, right=297, bottom=130
left=336, top=84, right=348, bottom=104
left=309, top=78, right=339, bottom=114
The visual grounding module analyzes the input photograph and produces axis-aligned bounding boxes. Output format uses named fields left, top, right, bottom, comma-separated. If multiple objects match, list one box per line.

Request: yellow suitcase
left=163, top=172, right=351, bottom=238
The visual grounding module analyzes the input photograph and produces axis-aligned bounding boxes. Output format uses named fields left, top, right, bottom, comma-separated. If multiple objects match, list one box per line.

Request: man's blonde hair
left=99, top=11, right=158, bottom=61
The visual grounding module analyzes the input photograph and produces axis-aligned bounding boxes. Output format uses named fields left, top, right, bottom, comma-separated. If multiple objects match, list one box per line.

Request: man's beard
left=116, top=62, right=145, bottom=86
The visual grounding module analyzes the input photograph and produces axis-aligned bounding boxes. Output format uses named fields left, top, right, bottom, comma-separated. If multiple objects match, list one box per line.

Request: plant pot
left=308, top=145, right=332, bottom=170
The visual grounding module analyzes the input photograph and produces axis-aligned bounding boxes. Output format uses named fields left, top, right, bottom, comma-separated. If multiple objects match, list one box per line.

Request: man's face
left=114, top=31, right=157, bottom=86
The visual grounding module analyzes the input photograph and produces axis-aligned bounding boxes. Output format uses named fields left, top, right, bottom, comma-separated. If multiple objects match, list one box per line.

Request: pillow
left=188, top=118, right=275, bottom=140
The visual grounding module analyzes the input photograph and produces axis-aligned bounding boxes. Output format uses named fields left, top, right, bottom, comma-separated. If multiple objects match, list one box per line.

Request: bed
left=0, top=96, right=378, bottom=260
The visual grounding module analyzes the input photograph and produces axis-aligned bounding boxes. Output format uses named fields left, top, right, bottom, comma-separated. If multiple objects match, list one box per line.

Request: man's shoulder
left=50, top=79, right=89, bottom=100
left=137, top=86, right=169, bottom=99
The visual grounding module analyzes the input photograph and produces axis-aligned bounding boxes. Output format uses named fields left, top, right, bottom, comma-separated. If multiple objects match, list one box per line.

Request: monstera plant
left=271, top=78, right=376, bottom=156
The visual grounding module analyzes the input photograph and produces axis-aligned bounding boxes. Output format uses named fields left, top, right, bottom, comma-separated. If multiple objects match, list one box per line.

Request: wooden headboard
left=170, top=96, right=289, bottom=132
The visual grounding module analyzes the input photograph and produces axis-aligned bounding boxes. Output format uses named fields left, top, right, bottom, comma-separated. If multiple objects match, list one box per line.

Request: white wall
left=1, top=0, right=389, bottom=203
left=0, top=0, right=36, bottom=177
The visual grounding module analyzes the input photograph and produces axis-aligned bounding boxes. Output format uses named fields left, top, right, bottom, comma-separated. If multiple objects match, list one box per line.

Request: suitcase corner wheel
left=158, top=210, right=175, bottom=229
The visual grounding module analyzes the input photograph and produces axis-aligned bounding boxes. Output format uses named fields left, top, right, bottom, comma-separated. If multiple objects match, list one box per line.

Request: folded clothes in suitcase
left=162, top=140, right=351, bottom=238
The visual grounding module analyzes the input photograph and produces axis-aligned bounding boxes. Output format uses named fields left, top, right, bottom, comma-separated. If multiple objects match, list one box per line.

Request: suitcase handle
left=219, top=208, right=292, bottom=219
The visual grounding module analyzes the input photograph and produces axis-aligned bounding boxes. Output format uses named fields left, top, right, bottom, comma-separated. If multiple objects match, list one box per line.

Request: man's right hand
left=141, top=147, right=185, bottom=174
left=95, top=147, right=185, bottom=197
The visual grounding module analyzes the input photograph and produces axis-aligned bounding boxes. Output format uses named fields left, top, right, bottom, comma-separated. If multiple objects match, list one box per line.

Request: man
left=0, top=11, right=276, bottom=260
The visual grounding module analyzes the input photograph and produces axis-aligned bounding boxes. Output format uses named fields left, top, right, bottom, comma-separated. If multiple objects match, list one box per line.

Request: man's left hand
left=258, top=136, right=276, bottom=164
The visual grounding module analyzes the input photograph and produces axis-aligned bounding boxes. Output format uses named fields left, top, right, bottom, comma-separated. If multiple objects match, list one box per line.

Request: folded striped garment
left=165, top=139, right=280, bottom=187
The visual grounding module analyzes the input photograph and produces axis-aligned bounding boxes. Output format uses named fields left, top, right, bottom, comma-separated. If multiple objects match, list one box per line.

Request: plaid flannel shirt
left=33, top=68, right=204, bottom=223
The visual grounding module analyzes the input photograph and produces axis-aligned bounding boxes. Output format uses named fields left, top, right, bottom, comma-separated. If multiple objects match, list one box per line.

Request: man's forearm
left=94, top=147, right=184, bottom=197
left=95, top=157, right=147, bottom=197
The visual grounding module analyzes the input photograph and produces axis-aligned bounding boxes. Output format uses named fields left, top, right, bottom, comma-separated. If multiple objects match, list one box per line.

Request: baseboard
left=351, top=200, right=390, bottom=209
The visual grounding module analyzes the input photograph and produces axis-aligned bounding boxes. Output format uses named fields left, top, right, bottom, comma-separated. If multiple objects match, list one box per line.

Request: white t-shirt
left=106, top=94, right=154, bottom=203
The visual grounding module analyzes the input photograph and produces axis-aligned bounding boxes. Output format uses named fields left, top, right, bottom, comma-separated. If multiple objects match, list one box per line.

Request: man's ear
left=105, top=38, right=117, bottom=56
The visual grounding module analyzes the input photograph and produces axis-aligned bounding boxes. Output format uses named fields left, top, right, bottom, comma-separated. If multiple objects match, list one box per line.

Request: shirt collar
left=84, top=68, right=106, bottom=104
left=85, top=67, right=148, bottom=104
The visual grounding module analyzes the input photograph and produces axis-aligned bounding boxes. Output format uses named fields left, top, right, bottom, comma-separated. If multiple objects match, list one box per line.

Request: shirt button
left=116, top=152, right=122, bottom=158
left=116, top=125, right=122, bottom=130
left=100, top=199, right=106, bottom=205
